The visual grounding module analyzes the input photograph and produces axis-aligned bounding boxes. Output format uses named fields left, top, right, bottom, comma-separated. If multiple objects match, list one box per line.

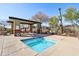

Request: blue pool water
left=21, top=37, right=55, bottom=53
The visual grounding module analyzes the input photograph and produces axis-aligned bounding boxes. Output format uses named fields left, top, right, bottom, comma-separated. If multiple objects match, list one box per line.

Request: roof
left=9, top=16, right=41, bottom=24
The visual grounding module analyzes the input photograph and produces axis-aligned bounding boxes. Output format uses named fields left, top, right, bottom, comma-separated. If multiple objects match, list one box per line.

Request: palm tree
left=58, top=8, right=63, bottom=34
left=49, top=16, right=58, bottom=34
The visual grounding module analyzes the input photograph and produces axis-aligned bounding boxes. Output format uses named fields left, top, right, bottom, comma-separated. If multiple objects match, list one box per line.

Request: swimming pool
left=21, top=37, right=56, bottom=53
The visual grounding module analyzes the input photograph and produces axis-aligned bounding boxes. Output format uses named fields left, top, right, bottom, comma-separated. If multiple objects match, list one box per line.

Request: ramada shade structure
left=7, top=16, right=42, bottom=36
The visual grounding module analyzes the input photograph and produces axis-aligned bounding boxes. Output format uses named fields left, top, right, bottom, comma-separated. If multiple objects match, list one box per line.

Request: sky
left=0, top=3, right=79, bottom=26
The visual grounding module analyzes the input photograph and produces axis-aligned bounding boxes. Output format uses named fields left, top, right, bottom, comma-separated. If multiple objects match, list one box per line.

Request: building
left=7, top=16, right=42, bottom=36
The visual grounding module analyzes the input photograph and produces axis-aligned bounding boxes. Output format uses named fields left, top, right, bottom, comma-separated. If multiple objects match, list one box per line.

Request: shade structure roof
left=8, top=16, right=41, bottom=24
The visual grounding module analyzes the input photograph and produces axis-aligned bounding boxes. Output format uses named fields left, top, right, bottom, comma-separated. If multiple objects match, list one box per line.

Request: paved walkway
left=0, top=35, right=37, bottom=56
left=38, top=35, right=79, bottom=56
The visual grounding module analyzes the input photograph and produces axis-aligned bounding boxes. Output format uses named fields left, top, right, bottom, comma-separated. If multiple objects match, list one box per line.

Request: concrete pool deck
left=0, top=35, right=79, bottom=56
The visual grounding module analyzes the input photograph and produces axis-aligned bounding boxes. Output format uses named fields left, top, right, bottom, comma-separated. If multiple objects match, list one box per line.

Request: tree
left=63, top=7, right=79, bottom=25
left=0, top=21, right=8, bottom=30
left=32, top=11, right=49, bottom=23
left=58, top=8, right=63, bottom=34
left=0, top=22, right=3, bottom=30
left=64, top=7, right=79, bottom=38
left=49, top=16, right=59, bottom=33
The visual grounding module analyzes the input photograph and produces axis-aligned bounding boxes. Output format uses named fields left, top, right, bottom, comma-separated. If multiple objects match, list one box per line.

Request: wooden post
left=13, top=20, right=16, bottom=36
left=11, top=23, right=13, bottom=34
left=30, top=24, right=32, bottom=33
left=37, top=23, right=41, bottom=34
